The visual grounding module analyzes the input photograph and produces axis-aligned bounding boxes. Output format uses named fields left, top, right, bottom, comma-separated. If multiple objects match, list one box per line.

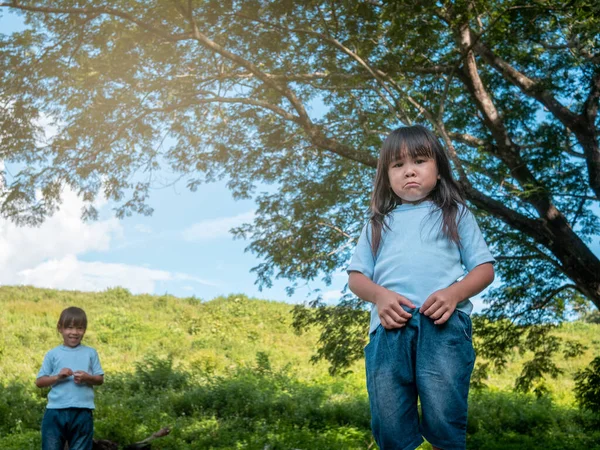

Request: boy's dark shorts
left=42, top=407, right=94, bottom=450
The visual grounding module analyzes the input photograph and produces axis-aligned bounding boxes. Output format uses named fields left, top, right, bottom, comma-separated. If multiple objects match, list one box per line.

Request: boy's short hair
left=57, top=306, right=87, bottom=330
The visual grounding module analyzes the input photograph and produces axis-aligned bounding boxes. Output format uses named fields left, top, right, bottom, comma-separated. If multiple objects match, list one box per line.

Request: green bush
left=132, top=354, right=189, bottom=392
left=574, top=356, right=600, bottom=413
left=468, top=390, right=600, bottom=449
left=0, top=431, right=41, bottom=450
left=0, top=382, right=44, bottom=435
left=4, top=364, right=600, bottom=449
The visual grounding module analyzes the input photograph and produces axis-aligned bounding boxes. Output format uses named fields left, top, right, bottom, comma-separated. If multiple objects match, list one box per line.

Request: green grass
left=0, top=286, right=351, bottom=383
left=0, top=285, right=598, bottom=449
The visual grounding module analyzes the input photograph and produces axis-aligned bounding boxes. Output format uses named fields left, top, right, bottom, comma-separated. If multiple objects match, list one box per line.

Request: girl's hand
left=73, top=371, right=89, bottom=384
left=374, top=289, right=416, bottom=329
left=57, top=368, right=73, bottom=380
left=420, top=287, right=461, bottom=324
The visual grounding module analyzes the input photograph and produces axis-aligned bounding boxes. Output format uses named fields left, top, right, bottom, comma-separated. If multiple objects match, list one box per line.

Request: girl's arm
left=420, top=262, right=495, bottom=324
left=348, top=271, right=416, bottom=329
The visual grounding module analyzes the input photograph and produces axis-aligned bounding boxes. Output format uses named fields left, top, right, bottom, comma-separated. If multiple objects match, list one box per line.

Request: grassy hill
left=0, top=286, right=598, bottom=449
left=0, top=285, right=342, bottom=382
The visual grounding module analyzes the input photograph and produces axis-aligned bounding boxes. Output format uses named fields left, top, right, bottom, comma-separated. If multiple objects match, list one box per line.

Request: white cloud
left=182, top=211, right=255, bottom=241
left=0, top=188, right=122, bottom=280
left=0, top=186, right=217, bottom=294
left=18, top=255, right=217, bottom=294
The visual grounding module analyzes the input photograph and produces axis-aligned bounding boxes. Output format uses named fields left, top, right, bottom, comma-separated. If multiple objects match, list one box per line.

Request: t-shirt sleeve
left=90, top=349, right=104, bottom=376
left=37, top=351, right=54, bottom=379
left=346, top=222, right=376, bottom=279
left=458, top=207, right=496, bottom=271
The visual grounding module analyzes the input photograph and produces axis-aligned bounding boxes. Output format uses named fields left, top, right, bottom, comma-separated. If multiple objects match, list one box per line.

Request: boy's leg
left=365, top=322, right=424, bottom=450
left=65, top=409, right=94, bottom=450
left=41, top=409, right=67, bottom=450
left=416, top=311, right=475, bottom=450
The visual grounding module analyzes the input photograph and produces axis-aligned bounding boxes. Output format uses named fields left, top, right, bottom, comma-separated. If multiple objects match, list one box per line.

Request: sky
left=2, top=8, right=597, bottom=313
left=0, top=172, right=350, bottom=304
left=0, top=9, right=349, bottom=306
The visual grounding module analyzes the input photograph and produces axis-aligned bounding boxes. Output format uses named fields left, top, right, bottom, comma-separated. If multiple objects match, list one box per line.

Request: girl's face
left=388, top=155, right=439, bottom=204
left=59, top=323, right=86, bottom=348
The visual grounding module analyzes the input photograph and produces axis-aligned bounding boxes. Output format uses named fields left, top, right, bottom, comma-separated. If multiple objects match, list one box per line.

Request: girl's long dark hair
left=369, top=125, right=466, bottom=255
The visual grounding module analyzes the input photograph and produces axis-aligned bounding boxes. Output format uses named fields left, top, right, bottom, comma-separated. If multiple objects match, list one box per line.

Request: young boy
left=36, top=306, right=104, bottom=450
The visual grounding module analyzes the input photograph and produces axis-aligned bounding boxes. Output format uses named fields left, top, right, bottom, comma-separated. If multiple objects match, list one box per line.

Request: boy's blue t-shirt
left=37, top=344, right=104, bottom=409
left=347, top=202, right=495, bottom=334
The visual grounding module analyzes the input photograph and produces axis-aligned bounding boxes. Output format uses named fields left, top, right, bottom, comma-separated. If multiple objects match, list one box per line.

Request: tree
left=1, top=1, right=598, bottom=384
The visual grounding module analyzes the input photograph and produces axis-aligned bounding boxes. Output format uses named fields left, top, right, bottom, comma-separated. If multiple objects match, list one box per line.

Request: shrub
left=574, top=356, right=600, bottom=413
left=0, top=382, right=44, bottom=435
left=0, top=431, right=41, bottom=450
left=132, top=355, right=189, bottom=392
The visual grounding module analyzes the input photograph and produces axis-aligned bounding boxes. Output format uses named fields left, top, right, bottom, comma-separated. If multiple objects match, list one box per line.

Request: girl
left=36, top=307, right=104, bottom=450
left=347, top=125, right=495, bottom=450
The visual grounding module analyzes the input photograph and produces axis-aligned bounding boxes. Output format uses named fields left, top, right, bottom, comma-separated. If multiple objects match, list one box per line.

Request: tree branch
left=535, top=37, right=600, bottom=64
left=159, top=96, right=377, bottom=167
left=455, top=25, right=573, bottom=223
left=583, top=67, right=600, bottom=126
left=551, top=193, right=598, bottom=201
left=472, top=36, right=600, bottom=199
left=402, top=65, right=453, bottom=74
left=461, top=183, right=549, bottom=243
left=150, top=95, right=301, bottom=122
left=1, top=3, right=191, bottom=42
left=472, top=39, right=581, bottom=129
left=495, top=255, right=545, bottom=261
left=531, top=284, right=580, bottom=312
left=232, top=12, right=412, bottom=124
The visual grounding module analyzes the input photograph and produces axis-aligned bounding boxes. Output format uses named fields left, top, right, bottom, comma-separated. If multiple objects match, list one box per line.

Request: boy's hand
left=420, top=287, right=461, bottom=325
left=57, top=368, right=73, bottom=380
left=73, top=371, right=89, bottom=384
left=374, top=288, right=416, bottom=329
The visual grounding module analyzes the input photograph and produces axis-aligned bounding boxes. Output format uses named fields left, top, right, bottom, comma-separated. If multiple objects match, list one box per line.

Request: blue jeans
left=41, top=408, right=94, bottom=450
left=365, top=310, right=475, bottom=450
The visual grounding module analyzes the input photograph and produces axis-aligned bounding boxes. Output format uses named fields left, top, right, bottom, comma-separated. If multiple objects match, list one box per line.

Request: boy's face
left=59, top=324, right=86, bottom=348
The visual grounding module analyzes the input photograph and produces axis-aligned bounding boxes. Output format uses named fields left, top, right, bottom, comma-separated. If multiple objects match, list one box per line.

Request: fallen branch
left=64, top=427, right=171, bottom=450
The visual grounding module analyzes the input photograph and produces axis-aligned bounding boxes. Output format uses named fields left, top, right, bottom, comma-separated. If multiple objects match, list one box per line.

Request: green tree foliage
left=0, top=1, right=599, bottom=384
left=574, top=356, right=600, bottom=413
left=292, top=294, right=369, bottom=376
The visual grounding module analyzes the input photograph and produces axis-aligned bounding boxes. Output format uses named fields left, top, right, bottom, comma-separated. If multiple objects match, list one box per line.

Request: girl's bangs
left=383, top=140, right=435, bottom=167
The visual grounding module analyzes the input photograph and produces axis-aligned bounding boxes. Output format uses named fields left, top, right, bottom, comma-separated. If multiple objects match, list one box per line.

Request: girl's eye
left=393, top=162, right=403, bottom=167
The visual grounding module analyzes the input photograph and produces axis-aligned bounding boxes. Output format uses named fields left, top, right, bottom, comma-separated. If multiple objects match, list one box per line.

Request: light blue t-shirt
left=37, top=344, right=104, bottom=409
left=347, top=202, right=495, bottom=334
